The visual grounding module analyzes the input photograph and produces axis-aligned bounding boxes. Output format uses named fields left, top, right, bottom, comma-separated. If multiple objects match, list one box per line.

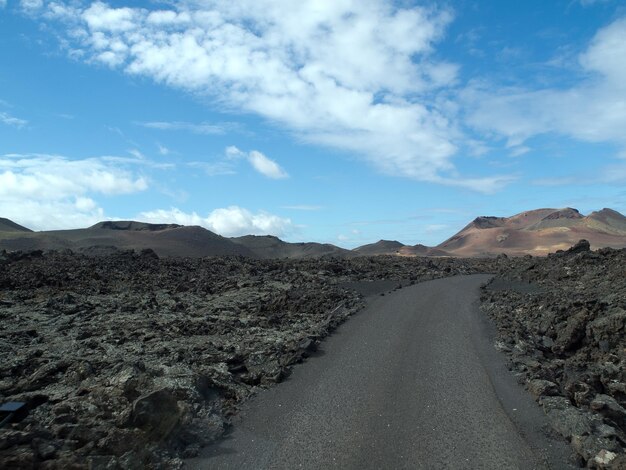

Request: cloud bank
left=36, top=0, right=509, bottom=191
left=18, top=1, right=626, bottom=194
left=0, top=153, right=147, bottom=230
left=139, top=206, right=293, bottom=237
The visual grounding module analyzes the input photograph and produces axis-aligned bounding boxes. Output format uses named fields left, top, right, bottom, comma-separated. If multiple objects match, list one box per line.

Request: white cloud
left=224, top=146, right=288, bottom=179
left=0, top=111, right=28, bottom=128
left=20, top=0, right=43, bottom=11
left=157, top=143, right=169, bottom=155
left=83, top=1, right=137, bottom=32
left=128, top=148, right=145, bottom=159
left=248, top=150, right=288, bottom=179
left=225, top=146, right=245, bottom=159
left=424, top=224, right=449, bottom=233
left=137, top=120, right=227, bottom=134
left=464, top=16, right=626, bottom=153
left=40, top=0, right=510, bottom=190
left=0, top=0, right=7, bottom=9
left=509, top=146, right=530, bottom=157
left=430, top=174, right=517, bottom=194
left=138, top=206, right=293, bottom=237
left=0, top=153, right=148, bottom=230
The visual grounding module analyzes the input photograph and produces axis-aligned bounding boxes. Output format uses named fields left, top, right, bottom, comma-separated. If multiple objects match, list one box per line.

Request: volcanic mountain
left=353, top=240, right=448, bottom=257
left=2, top=208, right=625, bottom=258
left=0, top=217, right=32, bottom=233
left=0, top=220, right=254, bottom=257
left=353, top=240, right=405, bottom=256
left=0, top=220, right=352, bottom=259
left=437, top=208, right=626, bottom=257
left=230, top=235, right=352, bottom=259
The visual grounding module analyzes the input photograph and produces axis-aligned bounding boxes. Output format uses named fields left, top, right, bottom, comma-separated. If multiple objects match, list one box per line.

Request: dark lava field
left=482, top=242, right=626, bottom=468
left=0, top=249, right=490, bottom=468
left=1, top=244, right=624, bottom=468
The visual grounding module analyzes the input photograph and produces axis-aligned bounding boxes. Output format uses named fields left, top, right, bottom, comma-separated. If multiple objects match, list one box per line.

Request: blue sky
left=1, top=0, right=625, bottom=247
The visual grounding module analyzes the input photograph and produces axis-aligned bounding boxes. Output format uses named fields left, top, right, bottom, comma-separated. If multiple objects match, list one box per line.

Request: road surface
left=187, top=275, right=573, bottom=469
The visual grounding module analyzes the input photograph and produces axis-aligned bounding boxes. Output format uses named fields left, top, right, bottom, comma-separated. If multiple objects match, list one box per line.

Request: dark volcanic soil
left=482, top=242, right=626, bottom=468
left=0, top=249, right=493, bottom=469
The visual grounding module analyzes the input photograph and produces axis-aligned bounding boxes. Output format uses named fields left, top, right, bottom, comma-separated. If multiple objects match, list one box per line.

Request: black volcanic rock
left=0, top=251, right=495, bottom=467
left=481, top=246, right=626, bottom=465
left=566, top=239, right=591, bottom=254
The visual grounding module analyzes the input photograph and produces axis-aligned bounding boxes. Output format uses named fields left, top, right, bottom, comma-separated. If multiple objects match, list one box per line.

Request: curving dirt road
left=187, top=275, right=574, bottom=469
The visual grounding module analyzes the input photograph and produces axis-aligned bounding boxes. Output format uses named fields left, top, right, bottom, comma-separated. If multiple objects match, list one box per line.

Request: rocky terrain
left=0, top=249, right=492, bottom=469
left=482, top=241, right=626, bottom=468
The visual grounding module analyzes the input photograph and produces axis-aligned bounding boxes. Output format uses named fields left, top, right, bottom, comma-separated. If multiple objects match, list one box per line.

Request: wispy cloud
left=509, top=146, right=530, bottom=157
left=137, top=120, right=229, bottom=135
left=19, top=0, right=43, bottom=11
left=127, top=149, right=145, bottom=160
left=532, top=161, right=626, bottom=186
left=157, top=143, right=170, bottom=155
left=600, top=163, right=626, bottom=183
left=578, top=0, right=611, bottom=6
left=188, top=161, right=236, bottom=176
left=464, top=16, right=626, bottom=155
left=532, top=176, right=581, bottom=186
left=424, top=224, right=450, bottom=233
left=0, top=111, right=28, bottom=128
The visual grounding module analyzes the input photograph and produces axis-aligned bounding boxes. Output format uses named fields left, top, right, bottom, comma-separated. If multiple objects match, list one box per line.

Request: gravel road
left=187, top=275, right=574, bottom=469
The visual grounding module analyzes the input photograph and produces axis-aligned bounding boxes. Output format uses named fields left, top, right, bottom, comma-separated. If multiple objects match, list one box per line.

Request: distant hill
left=89, top=221, right=183, bottom=231
left=0, top=219, right=351, bottom=259
left=2, top=208, right=625, bottom=258
left=353, top=240, right=449, bottom=257
left=231, top=235, right=353, bottom=259
left=0, top=218, right=32, bottom=233
left=353, top=240, right=405, bottom=256
left=0, top=220, right=253, bottom=258
left=397, top=244, right=450, bottom=257
left=437, top=208, right=626, bottom=257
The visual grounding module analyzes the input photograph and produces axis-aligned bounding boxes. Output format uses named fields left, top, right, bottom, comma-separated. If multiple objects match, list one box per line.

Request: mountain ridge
left=0, top=217, right=33, bottom=233
left=437, top=207, right=626, bottom=257
left=1, top=207, right=625, bottom=258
